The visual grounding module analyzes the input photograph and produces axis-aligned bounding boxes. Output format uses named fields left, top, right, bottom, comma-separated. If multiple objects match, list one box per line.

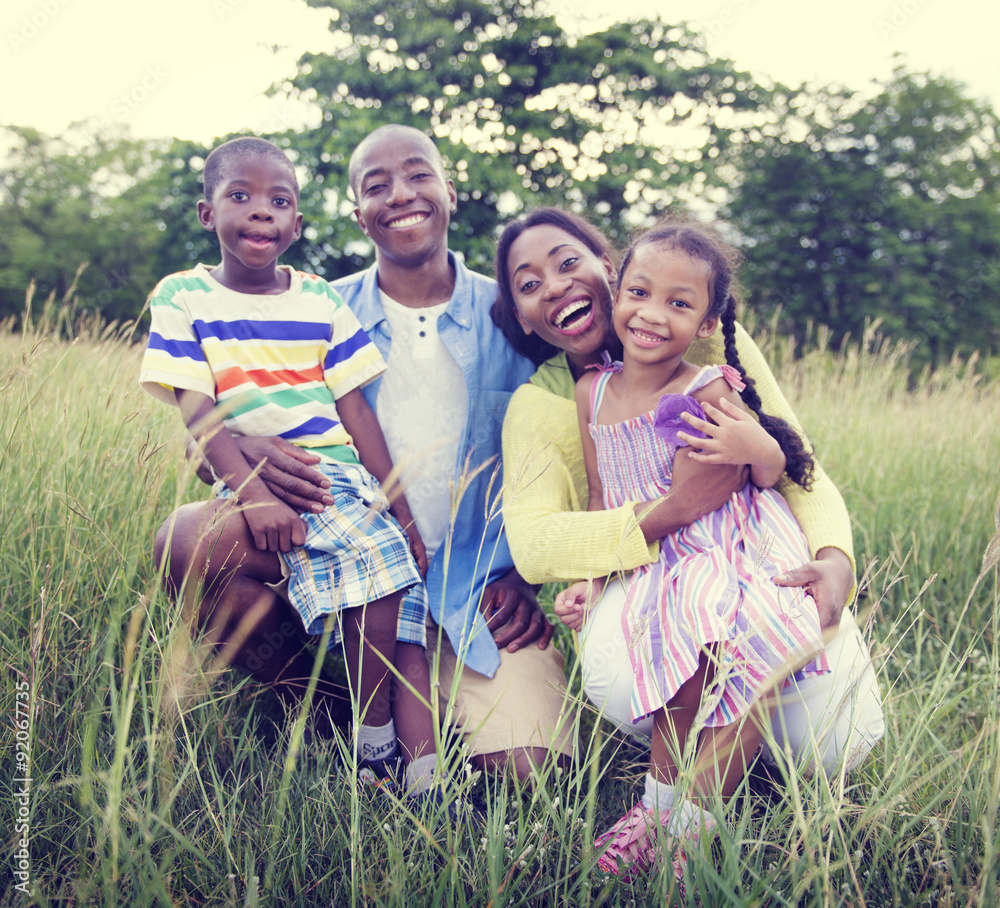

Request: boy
left=141, top=136, right=442, bottom=794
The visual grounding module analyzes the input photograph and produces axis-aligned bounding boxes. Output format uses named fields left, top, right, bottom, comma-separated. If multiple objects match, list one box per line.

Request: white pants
left=578, top=577, right=885, bottom=773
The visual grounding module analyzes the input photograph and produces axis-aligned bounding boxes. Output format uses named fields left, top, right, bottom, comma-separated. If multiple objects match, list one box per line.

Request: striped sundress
left=589, top=364, right=830, bottom=727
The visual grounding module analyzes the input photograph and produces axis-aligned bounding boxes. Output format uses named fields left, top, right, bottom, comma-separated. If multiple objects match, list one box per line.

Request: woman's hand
left=773, top=546, right=855, bottom=630
left=553, top=577, right=607, bottom=632
left=230, top=437, right=336, bottom=512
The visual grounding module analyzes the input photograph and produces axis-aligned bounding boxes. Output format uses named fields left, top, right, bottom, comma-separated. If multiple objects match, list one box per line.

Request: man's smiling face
left=351, top=126, right=457, bottom=270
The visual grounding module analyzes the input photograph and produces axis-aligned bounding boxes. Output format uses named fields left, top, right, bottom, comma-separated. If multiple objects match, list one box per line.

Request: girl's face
left=506, top=223, right=616, bottom=363
left=613, top=242, right=719, bottom=367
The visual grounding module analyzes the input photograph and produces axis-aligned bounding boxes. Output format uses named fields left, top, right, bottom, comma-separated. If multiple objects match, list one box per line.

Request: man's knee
left=154, top=507, right=198, bottom=592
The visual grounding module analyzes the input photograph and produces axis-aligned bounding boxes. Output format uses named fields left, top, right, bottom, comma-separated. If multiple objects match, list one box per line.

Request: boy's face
left=197, top=156, right=302, bottom=282
left=352, top=131, right=457, bottom=270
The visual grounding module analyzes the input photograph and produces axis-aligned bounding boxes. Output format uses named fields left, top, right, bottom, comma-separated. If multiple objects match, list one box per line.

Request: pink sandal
left=595, top=804, right=713, bottom=887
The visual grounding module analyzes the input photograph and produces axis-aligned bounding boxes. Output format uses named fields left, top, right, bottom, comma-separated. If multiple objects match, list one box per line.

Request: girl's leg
left=154, top=500, right=351, bottom=736
left=596, top=653, right=782, bottom=879
left=650, top=651, right=715, bottom=784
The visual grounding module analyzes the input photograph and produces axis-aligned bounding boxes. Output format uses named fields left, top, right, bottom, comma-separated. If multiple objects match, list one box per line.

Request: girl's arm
left=682, top=379, right=786, bottom=489
left=174, top=389, right=306, bottom=552
left=336, top=387, right=427, bottom=576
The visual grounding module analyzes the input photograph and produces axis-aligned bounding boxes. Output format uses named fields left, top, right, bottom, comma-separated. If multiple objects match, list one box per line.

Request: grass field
left=2, top=306, right=998, bottom=907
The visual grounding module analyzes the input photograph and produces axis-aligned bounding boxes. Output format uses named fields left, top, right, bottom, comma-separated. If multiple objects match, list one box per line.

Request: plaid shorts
left=217, top=461, right=427, bottom=649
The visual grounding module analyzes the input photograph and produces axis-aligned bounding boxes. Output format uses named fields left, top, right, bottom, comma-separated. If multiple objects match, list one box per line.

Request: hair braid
left=720, top=295, right=815, bottom=488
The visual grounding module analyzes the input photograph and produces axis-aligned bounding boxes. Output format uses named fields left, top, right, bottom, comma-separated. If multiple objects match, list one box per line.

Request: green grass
left=2, top=306, right=998, bottom=907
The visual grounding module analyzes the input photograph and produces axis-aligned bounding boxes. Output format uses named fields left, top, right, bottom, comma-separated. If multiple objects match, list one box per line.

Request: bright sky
left=2, top=0, right=998, bottom=145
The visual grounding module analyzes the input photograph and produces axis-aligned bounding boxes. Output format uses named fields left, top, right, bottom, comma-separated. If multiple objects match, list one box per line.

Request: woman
left=491, top=207, right=884, bottom=772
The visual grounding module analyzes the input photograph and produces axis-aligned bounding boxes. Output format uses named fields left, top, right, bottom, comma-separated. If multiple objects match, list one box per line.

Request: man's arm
left=478, top=566, right=554, bottom=653
left=187, top=435, right=337, bottom=512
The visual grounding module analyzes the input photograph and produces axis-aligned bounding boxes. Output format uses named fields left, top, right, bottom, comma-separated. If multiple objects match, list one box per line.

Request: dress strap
left=589, top=369, right=616, bottom=423
left=683, top=363, right=746, bottom=396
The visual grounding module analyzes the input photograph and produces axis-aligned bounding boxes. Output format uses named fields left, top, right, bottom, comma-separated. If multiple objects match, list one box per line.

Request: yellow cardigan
left=501, top=321, right=855, bottom=585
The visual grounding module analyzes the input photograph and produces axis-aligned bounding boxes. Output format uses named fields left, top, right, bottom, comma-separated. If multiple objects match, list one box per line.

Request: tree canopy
left=723, top=69, right=1000, bottom=366
left=286, top=0, right=766, bottom=273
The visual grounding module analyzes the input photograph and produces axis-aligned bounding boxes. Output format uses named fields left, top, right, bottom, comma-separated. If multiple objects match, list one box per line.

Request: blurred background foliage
left=2, top=0, right=998, bottom=371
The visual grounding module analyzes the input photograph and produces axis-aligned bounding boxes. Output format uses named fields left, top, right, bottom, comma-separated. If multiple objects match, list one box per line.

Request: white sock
left=642, top=773, right=678, bottom=812
left=404, top=754, right=442, bottom=794
left=358, top=720, right=398, bottom=764
left=666, top=799, right=713, bottom=837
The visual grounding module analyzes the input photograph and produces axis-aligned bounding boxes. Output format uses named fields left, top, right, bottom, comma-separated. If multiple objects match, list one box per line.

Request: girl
left=554, top=218, right=830, bottom=880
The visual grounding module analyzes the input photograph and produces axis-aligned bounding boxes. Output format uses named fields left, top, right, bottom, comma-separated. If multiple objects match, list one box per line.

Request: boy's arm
left=174, top=389, right=306, bottom=552
left=336, top=387, right=427, bottom=575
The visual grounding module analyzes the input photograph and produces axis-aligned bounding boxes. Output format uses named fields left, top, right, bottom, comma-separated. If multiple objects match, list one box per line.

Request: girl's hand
left=773, top=547, right=854, bottom=630
left=554, top=578, right=607, bottom=632
left=240, top=491, right=308, bottom=552
left=678, top=398, right=785, bottom=488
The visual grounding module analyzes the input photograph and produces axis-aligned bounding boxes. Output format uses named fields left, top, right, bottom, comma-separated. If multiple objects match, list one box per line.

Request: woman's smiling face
left=506, top=223, right=616, bottom=364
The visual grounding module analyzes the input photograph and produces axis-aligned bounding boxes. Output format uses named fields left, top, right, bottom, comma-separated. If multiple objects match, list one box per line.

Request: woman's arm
left=688, top=323, right=858, bottom=618
left=501, top=385, right=744, bottom=585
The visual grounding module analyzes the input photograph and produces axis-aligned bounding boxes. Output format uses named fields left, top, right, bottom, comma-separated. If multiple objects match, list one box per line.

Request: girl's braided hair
left=619, top=218, right=815, bottom=488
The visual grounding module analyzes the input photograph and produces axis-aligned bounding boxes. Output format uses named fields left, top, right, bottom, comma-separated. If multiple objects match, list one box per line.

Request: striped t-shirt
left=139, top=264, right=385, bottom=462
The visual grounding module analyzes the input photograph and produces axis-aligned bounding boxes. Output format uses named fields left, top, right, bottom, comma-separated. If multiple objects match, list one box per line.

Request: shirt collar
left=353, top=252, right=476, bottom=333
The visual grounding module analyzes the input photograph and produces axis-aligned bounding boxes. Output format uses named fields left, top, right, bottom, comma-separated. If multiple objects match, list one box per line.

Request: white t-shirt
left=375, top=291, right=468, bottom=559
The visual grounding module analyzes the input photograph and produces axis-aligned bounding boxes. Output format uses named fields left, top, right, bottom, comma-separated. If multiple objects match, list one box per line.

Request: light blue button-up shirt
left=332, top=254, right=537, bottom=677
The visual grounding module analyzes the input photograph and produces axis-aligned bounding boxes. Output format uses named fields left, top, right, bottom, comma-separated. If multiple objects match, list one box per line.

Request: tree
left=282, top=0, right=767, bottom=276
left=0, top=128, right=328, bottom=327
left=724, top=69, right=1000, bottom=365
left=0, top=126, right=194, bottom=326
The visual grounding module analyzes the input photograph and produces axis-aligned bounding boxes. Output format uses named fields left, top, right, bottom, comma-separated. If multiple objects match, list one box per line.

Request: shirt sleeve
left=316, top=278, right=385, bottom=399
left=501, top=384, right=659, bottom=585
left=138, top=279, right=215, bottom=404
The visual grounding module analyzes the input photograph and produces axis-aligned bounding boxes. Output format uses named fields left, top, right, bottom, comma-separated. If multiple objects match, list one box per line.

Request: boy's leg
left=340, top=592, right=404, bottom=729
left=155, top=500, right=351, bottom=736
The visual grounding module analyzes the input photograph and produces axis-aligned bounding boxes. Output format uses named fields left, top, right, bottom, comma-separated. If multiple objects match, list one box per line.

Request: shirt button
left=419, top=330, right=426, bottom=337
left=418, top=315, right=426, bottom=322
